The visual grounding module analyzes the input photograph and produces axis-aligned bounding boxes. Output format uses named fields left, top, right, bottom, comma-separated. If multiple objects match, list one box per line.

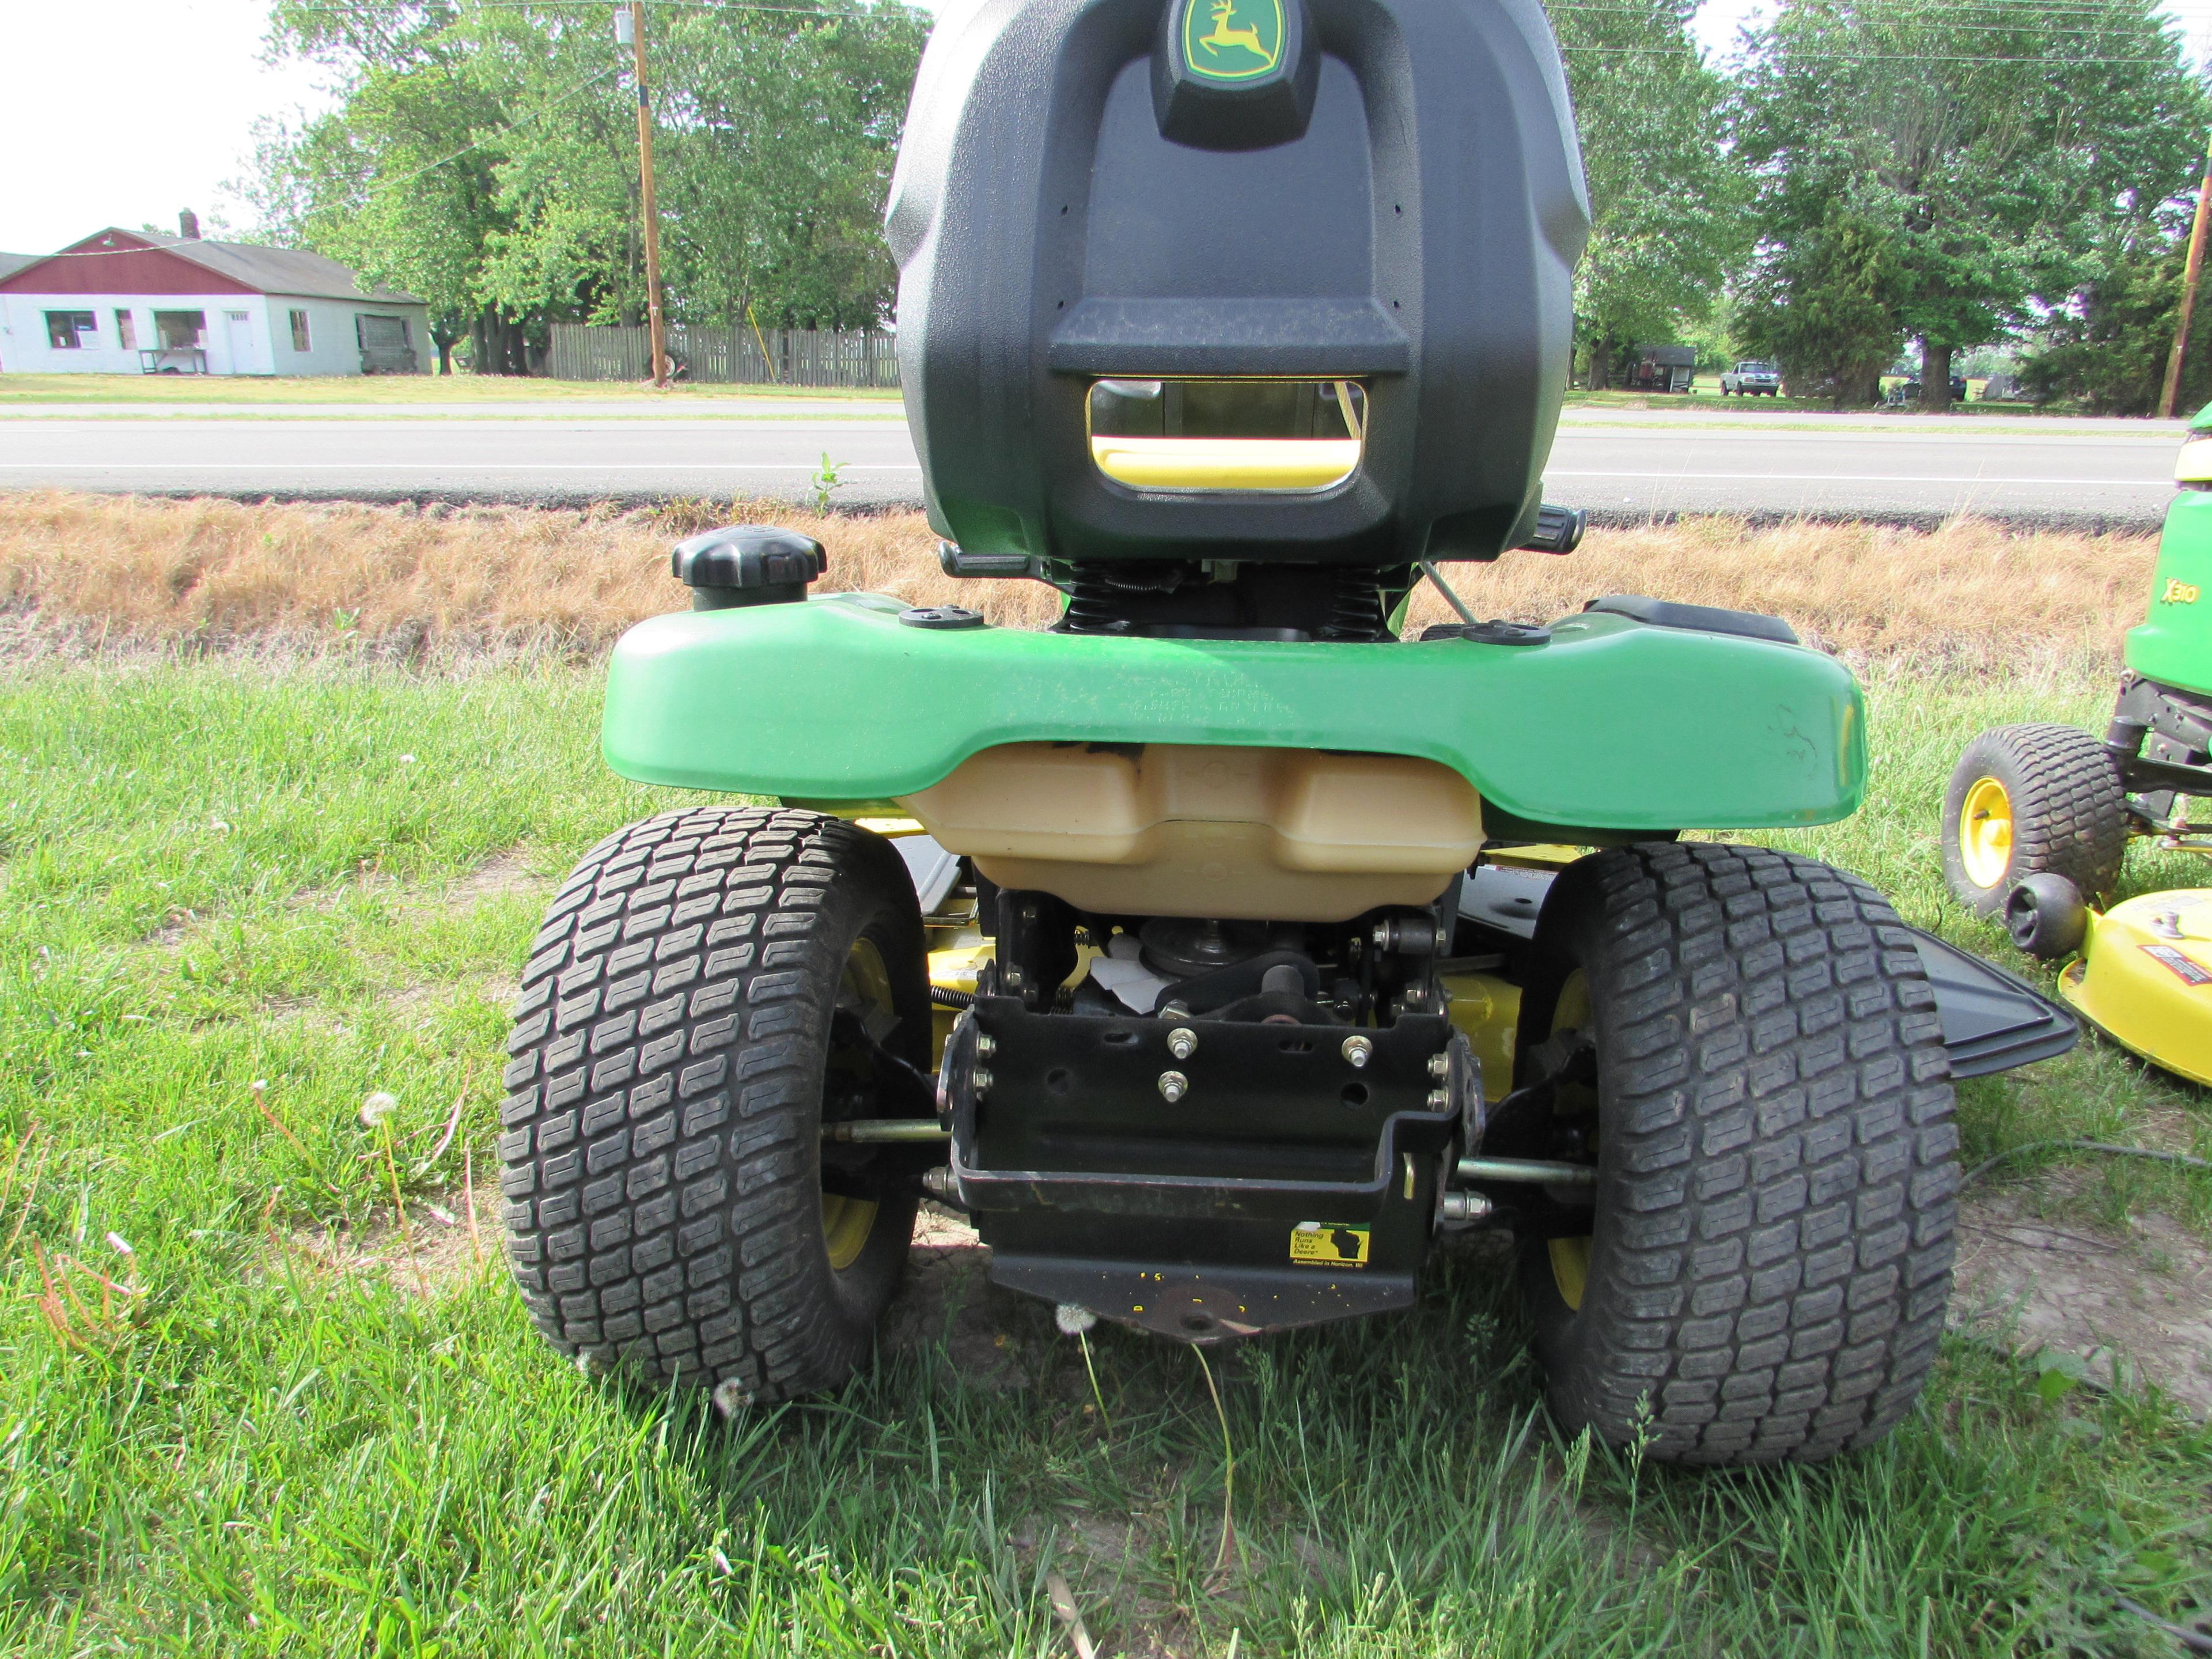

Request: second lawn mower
left=1942, top=404, right=2212, bottom=1085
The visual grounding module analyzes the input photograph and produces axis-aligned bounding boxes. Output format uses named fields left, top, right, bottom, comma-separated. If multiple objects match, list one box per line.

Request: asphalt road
left=0, top=401, right=2186, bottom=528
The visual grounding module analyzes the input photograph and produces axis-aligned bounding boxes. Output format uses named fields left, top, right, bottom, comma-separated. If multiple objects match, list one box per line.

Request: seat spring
left=1060, top=570, right=1121, bottom=634
left=1321, top=567, right=1390, bottom=642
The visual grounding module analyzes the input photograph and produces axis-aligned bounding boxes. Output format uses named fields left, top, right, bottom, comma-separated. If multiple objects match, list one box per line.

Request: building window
left=289, top=309, right=311, bottom=352
left=154, top=310, right=206, bottom=349
left=45, top=310, right=97, bottom=350
left=115, top=310, right=137, bottom=350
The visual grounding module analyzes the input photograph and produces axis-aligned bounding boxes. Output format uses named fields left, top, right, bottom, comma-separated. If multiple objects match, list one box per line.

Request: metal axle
left=1453, top=1155, right=1597, bottom=1186
left=825, top=1119, right=953, bottom=1142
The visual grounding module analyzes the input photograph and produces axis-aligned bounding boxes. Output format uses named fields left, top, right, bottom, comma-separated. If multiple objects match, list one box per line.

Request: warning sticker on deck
left=1290, top=1222, right=1370, bottom=1268
left=2141, top=944, right=2212, bottom=986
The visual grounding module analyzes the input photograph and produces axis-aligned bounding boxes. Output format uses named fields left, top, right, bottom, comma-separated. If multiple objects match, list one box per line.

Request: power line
left=347, top=63, right=623, bottom=192
left=1551, top=2, right=2194, bottom=35
left=26, top=62, right=626, bottom=259
left=1554, top=0, right=2200, bottom=14
left=1563, top=43, right=2182, bottom=56
left=280, top=1, right=915, bottom=17
left=1550, top=0, right=2205, bottom=30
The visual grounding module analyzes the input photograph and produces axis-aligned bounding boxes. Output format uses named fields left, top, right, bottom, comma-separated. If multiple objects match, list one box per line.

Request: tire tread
left=500, top=805, right=919, bottom=1403
left=1941, top=722, right=2127, bottom=911
left=1528, top=843, right=1957, bottom=1464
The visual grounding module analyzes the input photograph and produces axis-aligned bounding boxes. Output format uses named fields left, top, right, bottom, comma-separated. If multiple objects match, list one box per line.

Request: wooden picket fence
left=547, top=322, right=900, bottom=388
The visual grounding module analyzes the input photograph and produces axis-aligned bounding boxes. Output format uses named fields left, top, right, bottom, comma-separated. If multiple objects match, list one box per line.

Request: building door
left=224, top=309, right=257, bottom=375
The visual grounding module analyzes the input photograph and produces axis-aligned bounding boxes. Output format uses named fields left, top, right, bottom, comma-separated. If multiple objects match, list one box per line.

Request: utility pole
left=2160, top=128, right=2212, bottom=420
left=620, top=0, right=670, bottom=387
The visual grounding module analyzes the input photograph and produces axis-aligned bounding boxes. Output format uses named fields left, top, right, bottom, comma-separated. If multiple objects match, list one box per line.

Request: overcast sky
left=5, top=0, right=2210, bottom=256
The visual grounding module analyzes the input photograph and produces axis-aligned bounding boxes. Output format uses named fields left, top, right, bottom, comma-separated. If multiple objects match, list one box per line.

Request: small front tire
left=1941, top=724, right=2127, bottom=916
left=2004, top=872, right=2089, bottom=961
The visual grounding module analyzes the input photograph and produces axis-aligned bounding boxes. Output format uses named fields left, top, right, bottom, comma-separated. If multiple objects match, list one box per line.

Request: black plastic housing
left=884, top=0, right=1590, bottom=570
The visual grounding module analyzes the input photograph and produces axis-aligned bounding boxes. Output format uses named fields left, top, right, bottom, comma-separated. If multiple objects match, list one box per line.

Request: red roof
left=0, top=229, right=422, bottom=304
left=0, top=230, right=256, bottom=297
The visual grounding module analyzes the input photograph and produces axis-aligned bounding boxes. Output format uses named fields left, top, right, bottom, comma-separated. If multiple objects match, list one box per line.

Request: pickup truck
left=1719, top=360, right=1781, bottom=396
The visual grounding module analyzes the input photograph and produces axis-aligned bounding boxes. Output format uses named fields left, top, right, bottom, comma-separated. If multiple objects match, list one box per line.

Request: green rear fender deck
left=2126, top=487, right=2212, bottom=698
left=602, top=593, right=1867, bottom=832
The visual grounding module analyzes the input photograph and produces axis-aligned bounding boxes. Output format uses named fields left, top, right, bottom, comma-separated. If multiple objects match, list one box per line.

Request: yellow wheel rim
left=1548, top=1236, right=1592, bottom=1312
left=1545, top=970, right=1595, bottom=1312
left=1554, top=968, right=1592, bottom=1037
left=821, top=1192, right=878, bottom=1273
left=820, top=937, right=892, bottom=1274
left=1959, top=775, right=2016, bottom=890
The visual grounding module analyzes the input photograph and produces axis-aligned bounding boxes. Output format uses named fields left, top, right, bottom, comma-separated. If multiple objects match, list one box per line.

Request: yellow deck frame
left=2060, top=888, right=2212, bottom=1087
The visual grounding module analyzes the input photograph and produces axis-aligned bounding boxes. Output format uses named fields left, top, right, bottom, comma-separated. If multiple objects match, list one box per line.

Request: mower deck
left=2059, top=889, right=2212, bottom=1086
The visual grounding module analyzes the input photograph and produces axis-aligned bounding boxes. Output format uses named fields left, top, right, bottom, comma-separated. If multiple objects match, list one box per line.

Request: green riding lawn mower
left=498, top=0, right=2077, bottom=1466
left=1942, top=408, right=2212, bottom=1088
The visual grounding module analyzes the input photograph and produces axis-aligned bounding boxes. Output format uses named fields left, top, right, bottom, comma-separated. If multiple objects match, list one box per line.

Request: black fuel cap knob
left=671, top=525, right=828, bottom=609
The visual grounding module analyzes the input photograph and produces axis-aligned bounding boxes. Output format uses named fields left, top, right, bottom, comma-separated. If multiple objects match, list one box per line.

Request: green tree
left=1734, top=204, right=1902, bottom=404
left=243, top=0, right=925, bottom=373
left=1551, top=0, right=1752, bottom=388
left=1733, top=0, right=2207, bottom=409
left=2021, top=214, right=2212, bottom=414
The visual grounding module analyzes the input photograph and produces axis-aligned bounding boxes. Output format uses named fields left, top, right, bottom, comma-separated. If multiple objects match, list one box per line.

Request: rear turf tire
left=1513, top=844, right=1959, bottom=1465
left=499, top=806, right=930, bottom=1403
left=1940, top=724, right=2127, bottom=916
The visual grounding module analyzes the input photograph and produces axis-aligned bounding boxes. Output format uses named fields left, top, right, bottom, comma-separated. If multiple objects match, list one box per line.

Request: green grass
left=1, top=657, right=2208, bottom=1656
left=0, top=375, right=902, bottom=407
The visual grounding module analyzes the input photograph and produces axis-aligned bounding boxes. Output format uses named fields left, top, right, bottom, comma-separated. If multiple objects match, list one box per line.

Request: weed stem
left=1194, top=1345, right=1235, bottom=1583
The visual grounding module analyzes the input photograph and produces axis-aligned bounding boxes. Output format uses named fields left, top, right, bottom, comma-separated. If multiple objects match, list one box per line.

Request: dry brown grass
left=0, top=490, right=2157, bottom=664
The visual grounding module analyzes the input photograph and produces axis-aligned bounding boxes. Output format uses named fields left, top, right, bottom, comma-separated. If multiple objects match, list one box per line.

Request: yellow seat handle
left=1089, top=435, right=1361, bottom=491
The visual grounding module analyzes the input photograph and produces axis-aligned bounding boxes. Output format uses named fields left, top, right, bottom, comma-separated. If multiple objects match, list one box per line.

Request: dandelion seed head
left=1055, top=1302, right=1099, bottom=1336
left=712, top=1377, right=752, bottom=1419
left=359, top=1090, right=398, bottom=1127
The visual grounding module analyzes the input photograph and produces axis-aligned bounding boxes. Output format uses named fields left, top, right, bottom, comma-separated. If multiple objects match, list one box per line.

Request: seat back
left=885, top=0, right=1589, bottom=572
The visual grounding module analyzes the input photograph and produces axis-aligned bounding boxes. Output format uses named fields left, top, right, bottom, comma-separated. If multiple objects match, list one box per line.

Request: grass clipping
left=0, top=489, right=2157, bottom=665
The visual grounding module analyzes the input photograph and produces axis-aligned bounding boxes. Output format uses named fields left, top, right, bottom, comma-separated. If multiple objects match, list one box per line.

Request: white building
left=0, top=219, right=431, bottom=377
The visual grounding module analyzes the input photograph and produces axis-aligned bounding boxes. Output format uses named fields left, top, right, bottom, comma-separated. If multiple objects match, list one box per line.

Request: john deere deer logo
left=1183, top=0, right=1284, bottom=80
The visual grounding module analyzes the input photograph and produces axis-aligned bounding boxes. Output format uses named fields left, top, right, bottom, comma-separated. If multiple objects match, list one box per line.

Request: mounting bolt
left=1167, top=1027, right=1199, bottom=1060
left=1438, top=1191, right=1491, bottom=1223
left=1426, top=1089, right=1449, bottom=1111
left=1158, top=1070, right=1189, bottom=1103
left=972, top=1067, right=993, bottom=1097
left=1342, top=1035, right=1373, bottom=1068
left=1427, top=1051, right=1450, bottom=1080
left=975, top=1033, right=996, bottom=1060
left=1003, top=967, right=1024, bottom=988
left=1372, top=922, right=1391, bottom=950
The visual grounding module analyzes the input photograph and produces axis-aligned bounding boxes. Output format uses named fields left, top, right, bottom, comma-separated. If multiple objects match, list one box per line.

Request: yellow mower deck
left=2061, top=888, right=2212, bottom=1086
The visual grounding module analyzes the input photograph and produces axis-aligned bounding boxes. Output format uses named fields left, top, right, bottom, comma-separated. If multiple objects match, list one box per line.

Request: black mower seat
left=885, top=0, right=1590, bottom=573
